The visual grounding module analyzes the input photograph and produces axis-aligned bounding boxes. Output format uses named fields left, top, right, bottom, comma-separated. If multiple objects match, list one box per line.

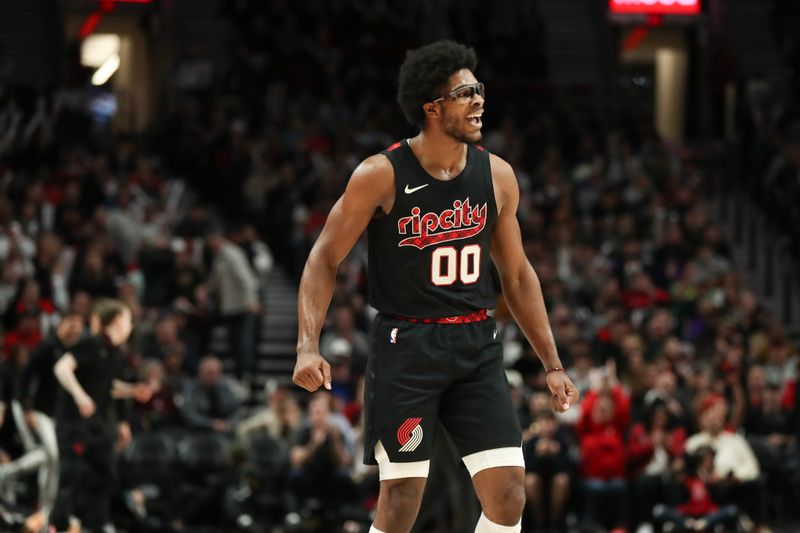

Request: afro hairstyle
left=397, top=40, right=478, bottom=128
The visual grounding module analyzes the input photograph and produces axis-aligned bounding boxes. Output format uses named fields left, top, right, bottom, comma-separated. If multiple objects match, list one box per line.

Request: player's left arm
left=489, top=154, right=579, bottom=412
left=111, top=379, right=153, bottom=402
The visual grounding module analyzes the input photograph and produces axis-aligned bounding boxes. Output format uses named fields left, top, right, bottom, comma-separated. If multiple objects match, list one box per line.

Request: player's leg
left=371, top=478, right=426, bottom=532
left=440, top=319, right=526, bottom=532
left=50, top=446, right=83, bottom=532
left=366, top=317, right=448, bottom=532
left=78, top=435, right=116, bottom=533
left=371, top=441, right=428, bottom=532
left=467, top=458, right=526, bottom=530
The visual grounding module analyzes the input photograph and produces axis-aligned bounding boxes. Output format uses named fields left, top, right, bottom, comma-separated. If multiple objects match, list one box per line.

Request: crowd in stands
left=735, top=1, right=800, bottom=257
left=1, top=0, right=799, bottom=532
left=739, top=78, right=800, bottom=257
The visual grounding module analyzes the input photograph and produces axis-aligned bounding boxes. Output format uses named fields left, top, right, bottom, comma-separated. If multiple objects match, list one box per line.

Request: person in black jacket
left=0, top=312, right=84, bottom=531
left=20, top=312, right=85, bottom=418
left=50, top=300, right=151, bottom=533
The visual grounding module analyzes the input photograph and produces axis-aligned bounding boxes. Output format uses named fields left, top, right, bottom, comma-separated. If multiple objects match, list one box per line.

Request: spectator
left=0, top=263, right=20, bottom=320
left=685, top=395, right=765, bottom=527
left=320, top=305, right=370, bottom=372
left=523, top=411, right=573, bottom=531
left=288, top=392, right=354, bottom=516
left=181, top=355, right=242, bottom=433
left=68, top=248, right=117, bottom=298
left=14, top=278, right=58, bottom=336
left=233, top=223, right=274, bottom=286
left=142, top=312, right=183, bottom=361
left=0, top=313, right=81, bottom=529
left=653, top=446, right=740, bottom=532
left=2, top=311, right=42, bottom=360
left=627, top=399, right=687, bottom=530
left=745, top=381, right=798, bottom=512
left=642, top=369, right=690, bottom=429
left=171, top=243, right=204, bottom=305
left=576, top=365, right=631, bottom=531
left=206, top=229, right=260, bottom=380
left=162, top=344, right=189, bottom=395
left=18, top=313, right=78, bottom=411
left=32, top=232, right=70, bottom=311
left=326, top=342, right=357, bottom=407
left=0, top=345, right=30, bottom=458
left=236, top=382, right=303, bottom=443
left=763, top=336, right=796, bottom=386
left=565, top=339, right=594, bottom=398
left=133, top=359, right=180, bottom=431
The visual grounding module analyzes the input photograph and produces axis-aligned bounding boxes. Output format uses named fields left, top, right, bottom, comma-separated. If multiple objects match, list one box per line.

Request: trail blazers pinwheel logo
left=397, top=417, right=423, bottom=452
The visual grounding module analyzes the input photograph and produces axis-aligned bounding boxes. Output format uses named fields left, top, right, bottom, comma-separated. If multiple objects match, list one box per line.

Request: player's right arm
left=293, top=155, right=394, bottom=392
left=53, top=353, right=96, bottom=417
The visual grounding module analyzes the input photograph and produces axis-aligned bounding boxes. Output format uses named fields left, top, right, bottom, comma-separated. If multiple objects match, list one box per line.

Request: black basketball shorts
left=363, top=313, right=522, bottom=465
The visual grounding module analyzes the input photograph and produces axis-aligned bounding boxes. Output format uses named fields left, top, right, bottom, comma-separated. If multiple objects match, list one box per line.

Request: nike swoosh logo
left=404, top=184, right=429, bottom=194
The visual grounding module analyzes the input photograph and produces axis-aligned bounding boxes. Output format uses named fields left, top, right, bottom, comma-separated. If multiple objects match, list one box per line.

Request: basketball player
left=293, top=40, right=579, bottom=533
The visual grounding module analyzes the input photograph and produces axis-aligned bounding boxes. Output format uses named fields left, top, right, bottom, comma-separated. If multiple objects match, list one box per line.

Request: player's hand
left=117, top=421, right=132, bottom=450
left=293, top=351, right=332, bottom=392
left=132, top=383, right=154, bottom=403
left=75, top=393, right=96, bottom=418
left=546, top=370, right=579, bottom=413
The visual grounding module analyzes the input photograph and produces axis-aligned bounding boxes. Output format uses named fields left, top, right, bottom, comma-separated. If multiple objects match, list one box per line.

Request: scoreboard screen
left=609, top=0, right=701, bottom=16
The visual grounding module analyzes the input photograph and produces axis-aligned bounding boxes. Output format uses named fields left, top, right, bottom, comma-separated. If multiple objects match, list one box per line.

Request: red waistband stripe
left=392, top=309, right=489, bottom=324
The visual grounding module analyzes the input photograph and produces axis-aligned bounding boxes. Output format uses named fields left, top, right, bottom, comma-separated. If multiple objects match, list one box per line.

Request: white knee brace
left=474, top=512, right=522, bottom=533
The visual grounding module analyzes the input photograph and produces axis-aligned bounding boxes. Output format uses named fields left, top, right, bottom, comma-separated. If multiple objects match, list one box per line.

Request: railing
left=716, top=184, right=799, bottom=338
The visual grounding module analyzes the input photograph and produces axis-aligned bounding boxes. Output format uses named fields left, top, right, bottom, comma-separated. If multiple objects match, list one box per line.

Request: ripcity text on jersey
left=367, top=139, right=498, bottom=319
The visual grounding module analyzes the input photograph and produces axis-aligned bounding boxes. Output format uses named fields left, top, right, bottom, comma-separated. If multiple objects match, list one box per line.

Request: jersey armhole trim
left=375, top=151, right=399, bottom=219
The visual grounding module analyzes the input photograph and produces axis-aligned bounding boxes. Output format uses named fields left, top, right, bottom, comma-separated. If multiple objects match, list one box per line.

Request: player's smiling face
left=435, top=69, right=484, bottom=144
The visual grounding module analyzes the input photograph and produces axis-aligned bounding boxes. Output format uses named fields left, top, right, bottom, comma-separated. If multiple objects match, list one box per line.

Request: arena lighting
left=91, top=53, right=120, bottom=85
left=81, top=34, right=120, bottom=67
left=609, top=0, right=701, bottom=15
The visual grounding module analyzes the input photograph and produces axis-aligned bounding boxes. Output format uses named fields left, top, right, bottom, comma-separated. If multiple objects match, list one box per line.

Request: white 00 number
left=430, top=244, right=481, bottom=286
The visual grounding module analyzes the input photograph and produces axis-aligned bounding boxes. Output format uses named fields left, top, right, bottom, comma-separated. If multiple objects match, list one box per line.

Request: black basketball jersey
left=367, top=139, right=498, bottom=318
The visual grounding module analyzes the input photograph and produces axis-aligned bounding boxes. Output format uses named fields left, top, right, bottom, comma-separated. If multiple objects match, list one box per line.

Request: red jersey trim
left=386, top=141, right=402, bottom=151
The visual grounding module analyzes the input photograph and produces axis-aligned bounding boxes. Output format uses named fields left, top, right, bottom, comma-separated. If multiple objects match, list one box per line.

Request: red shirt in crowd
left=577, top=385, right=631, bottom=480
left=677, top=477, right=718, bottom=517
left=2, top=329, right=43, bottom=359
left=782, top=379, right=797, bottom=410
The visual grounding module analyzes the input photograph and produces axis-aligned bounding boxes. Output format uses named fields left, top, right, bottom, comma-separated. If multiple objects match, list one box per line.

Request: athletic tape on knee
left=462, top=447, right=525, bottom=478
left=374, top=441, right=430, bottom=480
left=474, top=512, right=521, bottom=533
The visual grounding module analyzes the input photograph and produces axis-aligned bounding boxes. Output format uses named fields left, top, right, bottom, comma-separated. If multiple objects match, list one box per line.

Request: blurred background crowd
left=1, top=0, right=799, bottom=532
